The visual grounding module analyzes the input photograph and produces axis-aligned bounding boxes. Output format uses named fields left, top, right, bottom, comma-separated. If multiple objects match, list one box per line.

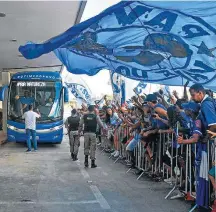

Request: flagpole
left=149, top=83, right=152, bottom=94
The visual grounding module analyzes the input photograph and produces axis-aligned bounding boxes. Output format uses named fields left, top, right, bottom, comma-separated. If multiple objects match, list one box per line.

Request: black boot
left=91, top=160, right=97, bottom=168
left=84, top=155, right=89, bottom=167
left=73, top=154, right=78, bottom=161
left=71, top=153, right=74, bottom=159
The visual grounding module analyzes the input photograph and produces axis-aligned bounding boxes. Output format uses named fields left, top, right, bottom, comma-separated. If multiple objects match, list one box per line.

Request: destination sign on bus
left=17, top=82, right=46, bottom=87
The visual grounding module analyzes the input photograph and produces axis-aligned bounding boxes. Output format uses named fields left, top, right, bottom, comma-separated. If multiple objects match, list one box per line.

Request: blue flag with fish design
left=19, top=1, right=216, bottom=90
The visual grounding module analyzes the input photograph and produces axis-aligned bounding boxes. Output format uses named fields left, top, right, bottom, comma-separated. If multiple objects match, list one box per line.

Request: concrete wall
left=2, top=72, right=10, bottom=133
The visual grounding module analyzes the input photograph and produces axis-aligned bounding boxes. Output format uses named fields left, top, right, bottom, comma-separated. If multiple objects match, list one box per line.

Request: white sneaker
left=174, top=167, right=180, bottom=176
left=170, top=192, right=184, bottom=200
left=111, top=150, right=117, bottom=156
left=164, top=177, right=176, bottom=184
left=114, top=151, right=120, bottom=158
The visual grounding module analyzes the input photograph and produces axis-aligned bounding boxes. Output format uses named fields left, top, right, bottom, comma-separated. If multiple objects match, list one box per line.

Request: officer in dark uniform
left=65, top=109, right=81, bottom=161
left=78, top=104, right=104, bottom=168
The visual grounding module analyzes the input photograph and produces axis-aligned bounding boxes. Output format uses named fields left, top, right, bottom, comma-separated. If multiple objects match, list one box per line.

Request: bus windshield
left=8, top=80, right=63, bottom=123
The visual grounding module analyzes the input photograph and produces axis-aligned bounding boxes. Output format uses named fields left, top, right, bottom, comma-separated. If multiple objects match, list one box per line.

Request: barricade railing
left=100, top=125, right=114, bottom=154
left=99, top=124, right=214, bottom=211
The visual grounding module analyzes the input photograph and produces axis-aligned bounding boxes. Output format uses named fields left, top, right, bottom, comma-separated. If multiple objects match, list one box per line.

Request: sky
left=63, top=0, right=120, bottom=98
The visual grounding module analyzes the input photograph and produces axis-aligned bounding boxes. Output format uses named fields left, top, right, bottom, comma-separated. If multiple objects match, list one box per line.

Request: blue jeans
left=26, top=129, right=37, bottom=151
left=126, top=133, right=141, bottom=151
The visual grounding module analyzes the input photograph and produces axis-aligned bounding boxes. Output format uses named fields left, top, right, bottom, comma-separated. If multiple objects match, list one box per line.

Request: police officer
left=65, top=109, right=81, bottom=161
left=78, top=104, right=104, bottom=168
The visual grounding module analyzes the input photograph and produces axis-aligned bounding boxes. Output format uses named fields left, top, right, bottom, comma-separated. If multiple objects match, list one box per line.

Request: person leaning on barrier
left=161, top=104, right=193, bottom=184
left=145, top=94, right=168, bottom=129
left=65, top=109, right=81, bottom=161
left=123, top=107, right=143, bottom=168
left=177, top=102, right=202, bottom=145
left=105, top=106, right=123, bottom=158
left=139, top=104, right=158, bottom=171
left=144, top=94, right=169, bottom=161
left=78, top=104, right=105, bottom=168
left=190, top=83, right=216, bottom=143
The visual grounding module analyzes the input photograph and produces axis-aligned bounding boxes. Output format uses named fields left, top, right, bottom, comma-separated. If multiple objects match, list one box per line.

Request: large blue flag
left=19, top=1, right=216, bottom=90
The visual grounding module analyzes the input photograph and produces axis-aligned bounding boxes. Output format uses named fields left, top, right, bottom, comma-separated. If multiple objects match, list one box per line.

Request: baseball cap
left=181, top=102, right=200, bottom=113
left=145, top=94, right=157, bottom=102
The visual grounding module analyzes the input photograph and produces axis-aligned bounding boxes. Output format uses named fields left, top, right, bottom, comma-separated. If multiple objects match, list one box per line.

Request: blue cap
left=181, top=102, right=200, bottom=113
left=145, top=94, right=157, bottom=102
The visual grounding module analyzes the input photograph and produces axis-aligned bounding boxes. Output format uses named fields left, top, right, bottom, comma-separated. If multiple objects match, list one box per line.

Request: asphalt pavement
left=0, top=132, right=192, bottom=212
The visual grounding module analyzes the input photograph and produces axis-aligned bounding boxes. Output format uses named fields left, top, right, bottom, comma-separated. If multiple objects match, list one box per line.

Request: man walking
left=79, top=105, right=105, bottom=168
left=65, top=109, right=81, bottom=161
left=22, top=105, right=40, bottom=152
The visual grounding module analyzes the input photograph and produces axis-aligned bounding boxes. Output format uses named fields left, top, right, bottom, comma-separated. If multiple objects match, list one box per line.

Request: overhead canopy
left=0, top=1, right=85, bottom=71
left=19, top=1, right=216, bottom=90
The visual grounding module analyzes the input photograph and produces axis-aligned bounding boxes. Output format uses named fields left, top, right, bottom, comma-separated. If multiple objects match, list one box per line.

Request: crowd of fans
left=76, top=83, right=216, bottom=210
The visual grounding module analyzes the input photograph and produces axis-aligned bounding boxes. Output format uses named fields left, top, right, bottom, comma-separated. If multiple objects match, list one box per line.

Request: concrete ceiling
left=0, top=1, right=86, bottom=71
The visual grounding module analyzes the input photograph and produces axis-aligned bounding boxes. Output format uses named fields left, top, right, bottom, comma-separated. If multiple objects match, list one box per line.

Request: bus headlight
left=50, top=125, right=63, bottom=132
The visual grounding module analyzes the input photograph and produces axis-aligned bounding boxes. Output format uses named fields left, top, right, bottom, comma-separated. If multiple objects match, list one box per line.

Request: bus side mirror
left=0, top=85, right=8, bottom=101
left=64, top=86, right=69, bottom=103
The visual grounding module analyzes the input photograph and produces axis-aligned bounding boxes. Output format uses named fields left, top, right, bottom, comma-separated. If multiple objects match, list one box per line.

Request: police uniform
left=79, top=108, right=104, bottom=168
left=65, top=113, right=80, bottom=161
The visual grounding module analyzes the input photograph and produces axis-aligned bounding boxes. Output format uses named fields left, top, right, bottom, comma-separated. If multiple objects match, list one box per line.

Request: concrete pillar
left=2, top=72, right=10, bottom=133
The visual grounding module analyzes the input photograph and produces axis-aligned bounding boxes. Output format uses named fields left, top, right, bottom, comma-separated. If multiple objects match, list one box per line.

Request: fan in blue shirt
left=189, top=83, right=216, bottom=142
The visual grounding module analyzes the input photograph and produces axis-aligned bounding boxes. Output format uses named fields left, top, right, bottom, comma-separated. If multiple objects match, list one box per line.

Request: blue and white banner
left=19, top=1, right=216, bottom=90
left=110, top=71, right=125, bottom=105
left=134, top=82, right=147, bottom=95
left=95, top=98, right=104, bottom=106
left=65, top=82, right=92, bottom=104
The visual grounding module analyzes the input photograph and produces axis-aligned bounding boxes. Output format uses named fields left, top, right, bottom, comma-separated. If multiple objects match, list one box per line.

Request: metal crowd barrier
left=98, top=124, right=215, bottom=211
